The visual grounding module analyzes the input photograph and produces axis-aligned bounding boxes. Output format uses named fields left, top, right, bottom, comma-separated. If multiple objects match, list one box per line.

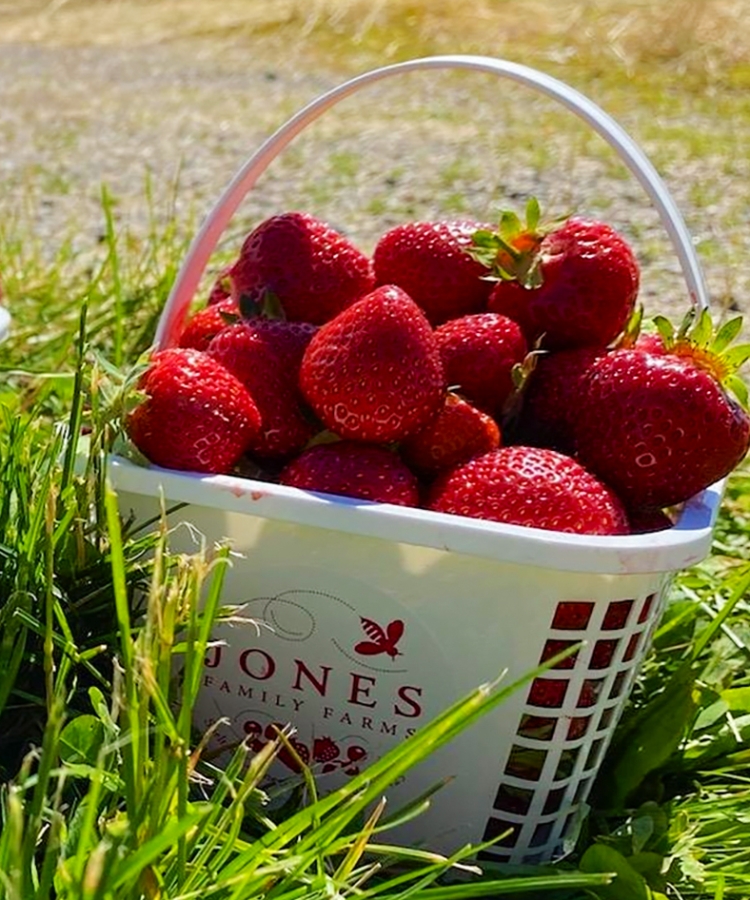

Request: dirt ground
left=1, top=5, right=747, bottom=323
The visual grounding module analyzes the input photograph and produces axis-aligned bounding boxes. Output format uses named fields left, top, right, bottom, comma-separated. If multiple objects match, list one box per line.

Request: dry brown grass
left=0, top=0, right=746, bottom=80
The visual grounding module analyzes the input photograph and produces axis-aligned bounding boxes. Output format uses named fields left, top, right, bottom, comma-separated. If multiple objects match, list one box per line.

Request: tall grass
left=0, top=347, right=614, bottom=898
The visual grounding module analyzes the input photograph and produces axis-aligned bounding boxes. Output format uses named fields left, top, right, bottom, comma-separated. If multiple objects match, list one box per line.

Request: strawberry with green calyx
left=468, top=197, right=554, bottom=286
left=280, top=441, right=420, bottom=507
left=477, top=200, right=640, bottom=351
left=400, top=392, right=501, bottom=476
left=228, top=211, right=375, bottom=325
left=433, top=312, right=527, bottom=419
left=650, top=308, right=750, bottom=406
left=372, top=219, right=495, bottom=326
left=574, top=309, right=750, bottom=509
left=427, top=445, right=629, bottom=536
left=300, top=285, right=446, bottom=443
left=126, top=347, right=262, bottom=474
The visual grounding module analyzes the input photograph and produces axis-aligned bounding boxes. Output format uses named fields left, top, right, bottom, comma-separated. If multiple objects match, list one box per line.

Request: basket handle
left=156, top=54, right=709, bottom=348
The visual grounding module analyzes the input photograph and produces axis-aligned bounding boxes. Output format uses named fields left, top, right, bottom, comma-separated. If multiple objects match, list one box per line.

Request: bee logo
left=354, top=617, right=404, bottom=660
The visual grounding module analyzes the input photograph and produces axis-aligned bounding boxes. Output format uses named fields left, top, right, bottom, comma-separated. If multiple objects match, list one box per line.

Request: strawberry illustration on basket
left=354, top=617, right=405, bottom=660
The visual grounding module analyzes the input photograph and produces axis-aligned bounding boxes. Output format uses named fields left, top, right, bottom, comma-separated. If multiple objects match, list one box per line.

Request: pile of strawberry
left=127, top=204, right=750, bottom=536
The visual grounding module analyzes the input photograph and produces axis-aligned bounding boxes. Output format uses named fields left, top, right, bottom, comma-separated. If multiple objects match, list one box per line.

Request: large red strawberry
left=127, top=348, right=261, bottom=474
left=400, top=392, right=501, bottom=475
left=427, top=446, right=629, bottom=535
left=300, top=285, right=446, bottom=443
left=372, top=220, right=494, bottom=325
left=178, top=298, right=238, bottom=351
left=228, top=212, right=375, bottom=325
left=479, top=207, right=639, bottom=350
left=516, top=346, right=604, bottom=453
left=573, top=313, right=750, bottom=508
left=208, top=322, right=317, bottom=459
left=433, top=312, right=527, bottom=418
left=280, top=441, right=420, bottom=506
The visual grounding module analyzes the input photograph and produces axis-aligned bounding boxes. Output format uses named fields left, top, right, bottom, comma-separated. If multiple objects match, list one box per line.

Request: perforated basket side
left=477, top=586, right=669, bottom=864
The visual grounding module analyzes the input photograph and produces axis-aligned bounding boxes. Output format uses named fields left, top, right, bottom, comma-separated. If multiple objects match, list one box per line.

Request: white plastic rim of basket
left=0, top=306, right=10, bottom=343
left=155, top=53, right=709, bottom=348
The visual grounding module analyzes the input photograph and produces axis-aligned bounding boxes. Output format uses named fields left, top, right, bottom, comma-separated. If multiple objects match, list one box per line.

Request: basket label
left=195, top=583, right=442, bottom=781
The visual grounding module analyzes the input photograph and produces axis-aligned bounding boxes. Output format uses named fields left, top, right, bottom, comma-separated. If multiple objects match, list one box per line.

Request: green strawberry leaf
left=722, top=342, right=750, bottom=370
left=725, top=373, right=749, bottom=408
left=688, top=307, right=713, bottom=347
left=471, top=229, right=499, bottom=248
left=675, top=306, right=697, bottom=341
left=712, top=315, right=743, bottom=353
left=652, top=315, right=675, bottom=347
left=499, top=209, right=522, bottom=239
left=525, top=196, right=541, bottom=232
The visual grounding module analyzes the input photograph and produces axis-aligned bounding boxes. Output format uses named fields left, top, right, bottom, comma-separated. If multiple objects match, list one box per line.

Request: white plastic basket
left=111, top=56, right=721, bottom=865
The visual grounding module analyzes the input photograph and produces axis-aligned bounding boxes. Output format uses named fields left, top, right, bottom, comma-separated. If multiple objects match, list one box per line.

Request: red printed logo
left=354, top=617, right=404, bottom=660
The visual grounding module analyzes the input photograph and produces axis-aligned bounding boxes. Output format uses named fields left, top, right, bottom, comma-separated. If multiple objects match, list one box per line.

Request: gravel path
left=1, top=36, right=747, bottom=325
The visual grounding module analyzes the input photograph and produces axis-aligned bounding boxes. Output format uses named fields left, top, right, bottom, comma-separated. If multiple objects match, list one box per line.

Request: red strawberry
left=628, top=507, right=674, bottom=534
left=178, top=298, right=238, bottom=351
left=574, top=337, right=750, bottom=509
left=372, top=220, right=494, bottom=325
left=127, top=348, right=261, bottom=474
left=208, top=322, right=317, bottom=459
left=427, top=446, right=629, bottom=535
left=484, top=214, right=639, bottom=350
left=516, top=346, right=604, bottom=453
left=238, top=318, right=318, bottom=373
left=400, top=392, right=500, bottom=475
left=280, top=441, right=420, bottom=507
left=634, top=332, right=666, bottom=355
left=434, top=312, right=527, bottom=418
left=300, top=285, right=446, bottom=443
left=228, top=212, right=374, bottom=325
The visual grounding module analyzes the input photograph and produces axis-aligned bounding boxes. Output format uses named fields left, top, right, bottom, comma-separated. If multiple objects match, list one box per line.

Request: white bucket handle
left=156, top=54, right=709, bottom=348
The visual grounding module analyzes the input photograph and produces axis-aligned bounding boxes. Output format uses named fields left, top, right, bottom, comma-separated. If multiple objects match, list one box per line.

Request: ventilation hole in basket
left=540, top=639, right=580, bottom=669
left=622, top=631, right=643, bottom=662
left=608, top=671, right=628, bottom=700
left=528, top=677, right=569, bottom=708
left=551, top=601, right=594, bottom=631
left=585, top=738, right=605, bottom=770
left=602, top=599, right=635, bottom=630
left=577, top=678, right=606, bottom=708
left=477, top=849, right=511, bottom=864
left=493, top=783, right=535, bottom=815
left=517, top=714, right=557, bottom=741
left=504, top=745, right=548, bottom=781
left=566, top=715, right=592, bottom=740
left=523, top=852, right=545, bottom=865
left=530, top=820, right=554, bottom=848
left=543, top=786, right=567, bottom=815
left=638, top=592, right=657, bottom=623
left=590, top=639, right=619, bottom=670
left=598, top=706, right=616, bottom=731
left=553, top=746, right=581, bottom=781
left=482, top=817, right=520, bottom=848
left=573, top=777, right=591, bottom=804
